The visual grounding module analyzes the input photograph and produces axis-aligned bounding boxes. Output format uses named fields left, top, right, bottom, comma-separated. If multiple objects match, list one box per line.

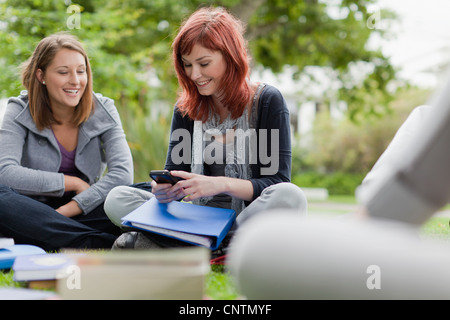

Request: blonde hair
left=21, top=33, right=93, bottom=130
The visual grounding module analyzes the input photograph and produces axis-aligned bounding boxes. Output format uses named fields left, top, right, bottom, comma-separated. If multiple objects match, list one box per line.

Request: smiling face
left=181, top=43, right=227, bottom=100
left=37, top=48, right=87, bottom=112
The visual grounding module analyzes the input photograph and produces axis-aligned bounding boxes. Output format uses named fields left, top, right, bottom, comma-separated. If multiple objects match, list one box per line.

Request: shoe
left=112, top=231, right=161, bottom=250
left=112, top=231, right=193, bottom=250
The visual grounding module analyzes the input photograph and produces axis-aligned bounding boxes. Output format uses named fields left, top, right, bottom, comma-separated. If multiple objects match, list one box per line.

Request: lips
left=196, top=79, right=211, bottom=87
left=63, top=89, right=79, bottom=94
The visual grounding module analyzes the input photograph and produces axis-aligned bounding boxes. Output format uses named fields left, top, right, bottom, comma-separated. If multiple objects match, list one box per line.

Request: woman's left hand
left=169, top=171, right=225, bottom=202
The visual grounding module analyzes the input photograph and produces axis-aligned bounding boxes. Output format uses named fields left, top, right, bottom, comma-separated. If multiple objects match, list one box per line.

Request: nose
left=190, top=65, right=202, bottom=81
left=69, top=71, right=80, bottom=85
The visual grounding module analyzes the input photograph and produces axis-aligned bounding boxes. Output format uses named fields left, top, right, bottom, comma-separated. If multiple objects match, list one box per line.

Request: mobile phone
left=149, top=170, right=184, bottom=185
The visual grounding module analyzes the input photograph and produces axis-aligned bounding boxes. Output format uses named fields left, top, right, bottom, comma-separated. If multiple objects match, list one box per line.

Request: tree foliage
left=0, top=0, right=397, bottom=119
left=0, top=0, right=400, bottom=182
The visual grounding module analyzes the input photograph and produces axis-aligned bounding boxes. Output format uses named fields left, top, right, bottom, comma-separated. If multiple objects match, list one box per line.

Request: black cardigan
left=164, top=84, right=292, bottom=202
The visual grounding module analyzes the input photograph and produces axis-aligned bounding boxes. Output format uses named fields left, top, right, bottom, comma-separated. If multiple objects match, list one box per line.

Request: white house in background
left=252, top=65, right=346, bottom=141
left=254, top=42, right=450, bottom=143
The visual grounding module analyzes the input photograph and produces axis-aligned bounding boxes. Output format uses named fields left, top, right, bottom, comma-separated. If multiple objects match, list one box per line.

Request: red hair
left=172, top=7, right=252, bottom=122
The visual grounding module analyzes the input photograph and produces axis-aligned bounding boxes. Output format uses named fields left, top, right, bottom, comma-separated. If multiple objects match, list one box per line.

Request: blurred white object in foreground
left=228, top=212, right=450, bottom=299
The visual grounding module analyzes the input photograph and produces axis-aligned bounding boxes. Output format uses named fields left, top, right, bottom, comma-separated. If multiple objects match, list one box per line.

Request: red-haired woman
left=0, top=33, right=133, bottom=250
left=105, top=7, right=307, bottom=250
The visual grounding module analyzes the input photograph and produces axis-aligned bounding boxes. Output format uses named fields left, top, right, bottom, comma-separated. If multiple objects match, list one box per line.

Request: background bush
left=292, top=171, right=365, bottom=195
left=292, top=87, right=431, bottom=195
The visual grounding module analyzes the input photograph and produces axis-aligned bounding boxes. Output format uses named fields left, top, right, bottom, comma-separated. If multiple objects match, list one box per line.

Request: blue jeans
left=0, top=184, right=121, bottom=251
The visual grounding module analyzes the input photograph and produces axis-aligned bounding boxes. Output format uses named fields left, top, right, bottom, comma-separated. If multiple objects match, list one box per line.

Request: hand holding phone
left=149, top=170, right=184, bottom=185
left=150, top=170, right=186, bottom=203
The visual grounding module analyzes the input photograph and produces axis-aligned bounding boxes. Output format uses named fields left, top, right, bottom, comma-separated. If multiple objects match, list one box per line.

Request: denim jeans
left=0, top=184, right=121, bottom=251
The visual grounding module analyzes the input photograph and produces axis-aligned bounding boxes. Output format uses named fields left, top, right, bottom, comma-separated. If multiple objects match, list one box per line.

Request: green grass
left=420, top=216, right=450, bottom=241
left=205, top=265, right=240, bottom=300
left=326, top=194, right=358, bottom=204
left=0, top=270, right=26, bottom=289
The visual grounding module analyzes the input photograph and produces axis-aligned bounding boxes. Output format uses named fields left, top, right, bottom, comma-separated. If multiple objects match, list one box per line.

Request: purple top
left=53, top=132, right=81, bottom=177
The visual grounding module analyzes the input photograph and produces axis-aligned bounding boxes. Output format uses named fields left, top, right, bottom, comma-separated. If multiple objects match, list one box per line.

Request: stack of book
left=10, top=247, right=210, bottom=299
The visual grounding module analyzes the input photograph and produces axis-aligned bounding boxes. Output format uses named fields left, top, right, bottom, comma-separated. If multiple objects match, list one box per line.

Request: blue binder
left=121, top=198, right=236, bottom=250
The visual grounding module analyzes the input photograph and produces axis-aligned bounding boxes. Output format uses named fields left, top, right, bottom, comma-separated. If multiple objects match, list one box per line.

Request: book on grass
left=13, top=253, right=77, bottom=282
left=121, top=197, right=236, bottom=250
left=0, top=244, right=46, bottom=270
left=57, top=247, right=210, bottom=300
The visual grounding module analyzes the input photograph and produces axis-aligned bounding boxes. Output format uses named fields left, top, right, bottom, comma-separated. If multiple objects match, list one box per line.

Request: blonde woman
left=0, top=33, right=133, bottom=250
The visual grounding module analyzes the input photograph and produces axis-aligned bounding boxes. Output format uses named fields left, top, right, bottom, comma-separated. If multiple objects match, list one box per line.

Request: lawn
left=1, top=195, right=450, bottom=299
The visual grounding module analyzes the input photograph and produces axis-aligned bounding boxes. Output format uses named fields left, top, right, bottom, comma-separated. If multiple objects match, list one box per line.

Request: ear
left=36, top=69, right=45, bottom=84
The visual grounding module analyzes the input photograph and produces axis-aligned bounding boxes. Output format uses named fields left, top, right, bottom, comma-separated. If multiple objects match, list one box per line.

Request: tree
left=0, top=0, right=398, bottom=181
left=1, top=0, right=396, bottom=117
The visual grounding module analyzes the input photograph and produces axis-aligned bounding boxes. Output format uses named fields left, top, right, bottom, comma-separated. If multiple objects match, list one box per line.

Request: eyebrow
left=55, top=64, right=86, bottom=68
left=181, top=55, right=212, bottom=62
